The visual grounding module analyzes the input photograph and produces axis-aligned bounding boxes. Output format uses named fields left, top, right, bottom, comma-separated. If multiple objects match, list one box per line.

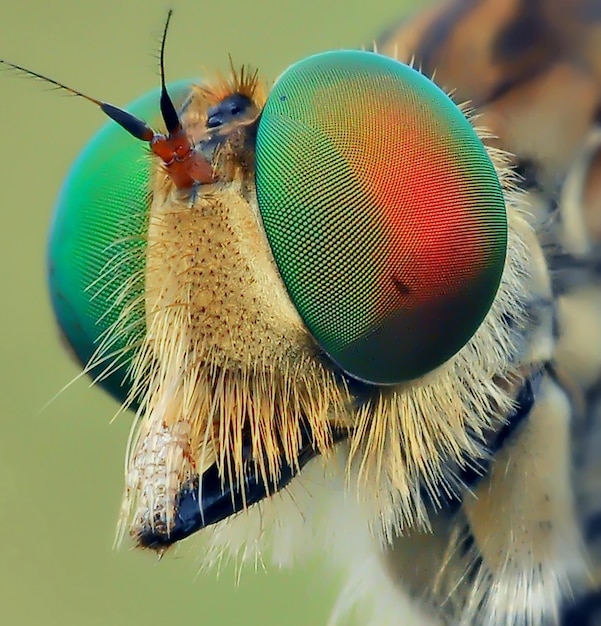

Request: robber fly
left=3, top=0, right=601, bottom=624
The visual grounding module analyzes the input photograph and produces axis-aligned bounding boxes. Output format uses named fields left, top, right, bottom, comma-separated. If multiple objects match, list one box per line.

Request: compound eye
left=255, top=51, right=507, bottom=385
left=48, top=81, right=194, bottom=403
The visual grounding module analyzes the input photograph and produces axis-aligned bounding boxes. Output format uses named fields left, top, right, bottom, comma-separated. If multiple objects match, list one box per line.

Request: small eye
left=206, top=93, right=252, bottom=128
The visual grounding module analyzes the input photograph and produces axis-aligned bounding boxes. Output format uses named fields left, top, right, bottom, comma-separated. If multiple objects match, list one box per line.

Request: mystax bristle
left=255, top=50, right=507, bottom=385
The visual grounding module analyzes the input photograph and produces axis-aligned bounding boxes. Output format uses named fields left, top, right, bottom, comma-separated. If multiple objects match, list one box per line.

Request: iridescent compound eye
left=47, top=81, right=194, bottom=404
left=255, top=50, right=507, bottom=385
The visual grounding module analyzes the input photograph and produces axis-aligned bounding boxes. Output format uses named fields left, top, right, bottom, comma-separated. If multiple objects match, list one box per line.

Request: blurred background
left=0, top=0, right=420, bottom=624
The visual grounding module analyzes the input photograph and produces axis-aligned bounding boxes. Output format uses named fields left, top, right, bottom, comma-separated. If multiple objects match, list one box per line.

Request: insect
left=4, top=0, right=601, bottom=624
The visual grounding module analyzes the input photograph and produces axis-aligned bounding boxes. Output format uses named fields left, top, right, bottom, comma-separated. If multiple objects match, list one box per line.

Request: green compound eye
left=47, top=81, right=194, bottom=404
left=255, top=51, right=507, bottom=385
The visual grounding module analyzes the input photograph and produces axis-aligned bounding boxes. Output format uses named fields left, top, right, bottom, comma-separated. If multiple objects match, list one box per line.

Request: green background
left=0, top=1, right=417, bottom=624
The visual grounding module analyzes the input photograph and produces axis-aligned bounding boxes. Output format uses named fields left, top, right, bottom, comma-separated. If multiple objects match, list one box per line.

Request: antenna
left=0, top=11, right=216, bottom=188
left=0, top=58, right=154, bottom=141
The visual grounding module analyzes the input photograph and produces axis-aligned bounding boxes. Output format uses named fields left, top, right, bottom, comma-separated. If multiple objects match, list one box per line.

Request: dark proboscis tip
left=136, top=426, right=349, bottom=550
